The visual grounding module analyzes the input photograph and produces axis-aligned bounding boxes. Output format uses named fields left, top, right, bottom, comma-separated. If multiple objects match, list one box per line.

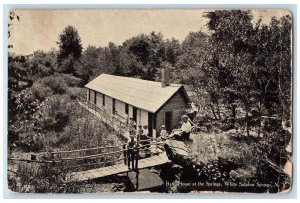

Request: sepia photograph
left=7, top=8, right=292, bottom=194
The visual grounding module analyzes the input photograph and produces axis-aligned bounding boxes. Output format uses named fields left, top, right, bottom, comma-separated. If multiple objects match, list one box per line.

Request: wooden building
left=85, top=72, right=190, bottom=137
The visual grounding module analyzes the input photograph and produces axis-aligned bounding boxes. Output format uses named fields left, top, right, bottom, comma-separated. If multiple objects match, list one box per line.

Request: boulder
left=164, top=140, right=190, bottom=166
left=165, top=140, right=188, bottom=157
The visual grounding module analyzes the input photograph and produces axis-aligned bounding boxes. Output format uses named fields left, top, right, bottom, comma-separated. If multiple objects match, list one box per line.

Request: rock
left=164, top=140, right=192, bottom=168
left=164, top=140, right=189, bottom=158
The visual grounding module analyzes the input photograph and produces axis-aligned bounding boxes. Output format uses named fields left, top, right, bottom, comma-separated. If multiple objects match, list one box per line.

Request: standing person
left=142, top=125, right=149, bottom=138
left=136, top=125, right=143, bottom=142
left=129, top=117, right=137, bottom=135
left=141, top=125, right=151, bottom=149
left=126, top=134, right=137, bottom=170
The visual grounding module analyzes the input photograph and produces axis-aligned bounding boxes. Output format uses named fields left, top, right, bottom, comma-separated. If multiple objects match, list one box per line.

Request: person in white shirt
left=160, top=125, right=168, bottom=137
left=169, top=115, right=192, bottom=141
left=139, top=125, right=151, bottom=150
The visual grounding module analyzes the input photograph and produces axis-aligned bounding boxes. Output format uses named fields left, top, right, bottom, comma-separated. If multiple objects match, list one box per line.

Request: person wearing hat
left=160, top=125, right=168, bottom=139
left=157, top=125, right=169, bottom=142
left=126, top=134, right=137, bottom=170
left=169, top=115, right=192, bottom=141
left=129, top=117, right=137, bottom=135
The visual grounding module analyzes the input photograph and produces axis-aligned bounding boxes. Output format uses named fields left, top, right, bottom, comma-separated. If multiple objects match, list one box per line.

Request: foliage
left=8, top=162, right=82, bottom=193
left=57, top=25, right=83, bottom=64
left=28, top=50, right=57, bottom=80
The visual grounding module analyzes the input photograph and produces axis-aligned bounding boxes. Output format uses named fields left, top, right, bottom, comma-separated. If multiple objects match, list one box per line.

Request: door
left=112, top=98, right=116, bottom=114
left=148, top=112, right=153, bottom=137
left=165, top=111, right=173, bottom=131
left=132, top=107, right=137, bottom=122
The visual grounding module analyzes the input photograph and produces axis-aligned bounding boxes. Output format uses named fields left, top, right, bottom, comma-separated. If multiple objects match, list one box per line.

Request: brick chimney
left=161, top=68, right=170, bottom=87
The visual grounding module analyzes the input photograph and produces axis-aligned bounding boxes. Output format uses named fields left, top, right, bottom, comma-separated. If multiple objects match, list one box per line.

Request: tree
left=28, top=50, right=56, bottom=80
left=203, top=10, right=292, bottom=136
left=57, top=26, right=83, bottom=64
left=165, top=38, right=181, bottom=66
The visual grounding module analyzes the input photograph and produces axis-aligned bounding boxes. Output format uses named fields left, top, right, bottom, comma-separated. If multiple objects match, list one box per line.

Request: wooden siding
left=96, top=92, right=103, bottom=108
left=156, top=91, right=187, bottom=134
left=140, top=110, right=148, bottom=126
left=115, top=99, right=126, bottom=118
left=89, top=89, right=96, bottom=104
left=128, top=105, right=133, bottom=118
left=86, top=88, right=188, bottom=137
left=104, top=95, right=113, bottom=115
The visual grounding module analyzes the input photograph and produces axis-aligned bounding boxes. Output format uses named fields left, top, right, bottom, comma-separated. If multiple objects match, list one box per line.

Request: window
left=102, top=94, right=105, bottom=106
left=94, top=91, right=97, bottom=104
left=112, top=99, right=116, bottom=114
left=88, top=89, right=90, bottom=101
left=125, top=103, right=129, bottom=114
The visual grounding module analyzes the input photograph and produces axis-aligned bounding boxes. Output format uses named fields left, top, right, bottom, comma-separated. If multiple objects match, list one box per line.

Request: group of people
left=126, top=116, right=152, bottom=170
left=159, top=115, right=193, bottom=141
left=125, top=114, right=194, bottom=170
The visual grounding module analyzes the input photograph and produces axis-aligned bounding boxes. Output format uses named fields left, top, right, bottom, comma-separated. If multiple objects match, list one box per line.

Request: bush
left=31, top=82, right=53, bottom=101
left=36, top=95, right=72, bottom=132
left=40, top=76, right=68, bottom=94
left=8, top=162, right=81, bottom=193
left=60, top=74, right=82, bottom=87
left=67, top=87, right=86, bottom=100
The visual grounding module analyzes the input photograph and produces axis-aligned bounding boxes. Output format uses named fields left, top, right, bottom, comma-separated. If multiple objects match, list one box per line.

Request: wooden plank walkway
left=67, top=152, right=170, bottom=182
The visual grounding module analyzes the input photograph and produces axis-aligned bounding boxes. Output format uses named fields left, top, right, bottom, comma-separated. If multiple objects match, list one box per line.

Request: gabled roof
left=85, top=74, right=189, bottom=113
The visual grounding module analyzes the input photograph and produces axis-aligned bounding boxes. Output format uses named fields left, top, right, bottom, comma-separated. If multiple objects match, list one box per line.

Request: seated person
left=169, top=115, right=192, bottom=141
left=159, top=125, right=168, bottom=140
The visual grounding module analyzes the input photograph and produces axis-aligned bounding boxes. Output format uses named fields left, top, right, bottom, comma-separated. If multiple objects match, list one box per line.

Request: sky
left=8, top=9, right=291, bottom=55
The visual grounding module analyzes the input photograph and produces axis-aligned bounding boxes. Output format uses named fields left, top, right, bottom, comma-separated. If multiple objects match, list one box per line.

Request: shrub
left=31, top=82, right=53, bottom=101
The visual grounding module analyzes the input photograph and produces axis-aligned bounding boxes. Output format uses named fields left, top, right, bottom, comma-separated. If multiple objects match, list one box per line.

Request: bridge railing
left=8, top=137, right=165, bottom=173
left=77, top=95, right=137, bottom=136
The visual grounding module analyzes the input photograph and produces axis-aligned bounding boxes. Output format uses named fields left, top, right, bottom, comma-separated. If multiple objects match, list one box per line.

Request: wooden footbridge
left=66, top=151, right=170, bottom=182
left=9, top=139, right=171, bottom=184
left=60, top=139, right=171, bottom=182
left=8, top=97, right=172, bottom=189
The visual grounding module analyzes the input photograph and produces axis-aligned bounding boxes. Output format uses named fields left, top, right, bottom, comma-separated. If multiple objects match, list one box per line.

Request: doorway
left=148, top=112, right=154, bottom=137
left=165, top=111, right=172, bottom=131
left=133, top=107, right=137, bottom=122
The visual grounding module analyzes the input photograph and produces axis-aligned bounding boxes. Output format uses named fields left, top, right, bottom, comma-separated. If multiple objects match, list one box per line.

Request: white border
left=1, top=0, right=299, bottom=202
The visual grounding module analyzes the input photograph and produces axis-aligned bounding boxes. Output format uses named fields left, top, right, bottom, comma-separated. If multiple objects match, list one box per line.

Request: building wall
left=105, top=95, right=113, bottom=115
left=86, top=88, right=188, bottom=136
left=128, top=105, right=133, bottom=118
left=96, top=92, right=103, bottom=108
left=140, top=110, right=148, bottom=126
left=86, top=89, right=89, bottom=101
left=89, top=89, right=95, bottom=104
left=156, top=91, right=187, bottom=134
left=115, top=99, right=126, bottom=119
